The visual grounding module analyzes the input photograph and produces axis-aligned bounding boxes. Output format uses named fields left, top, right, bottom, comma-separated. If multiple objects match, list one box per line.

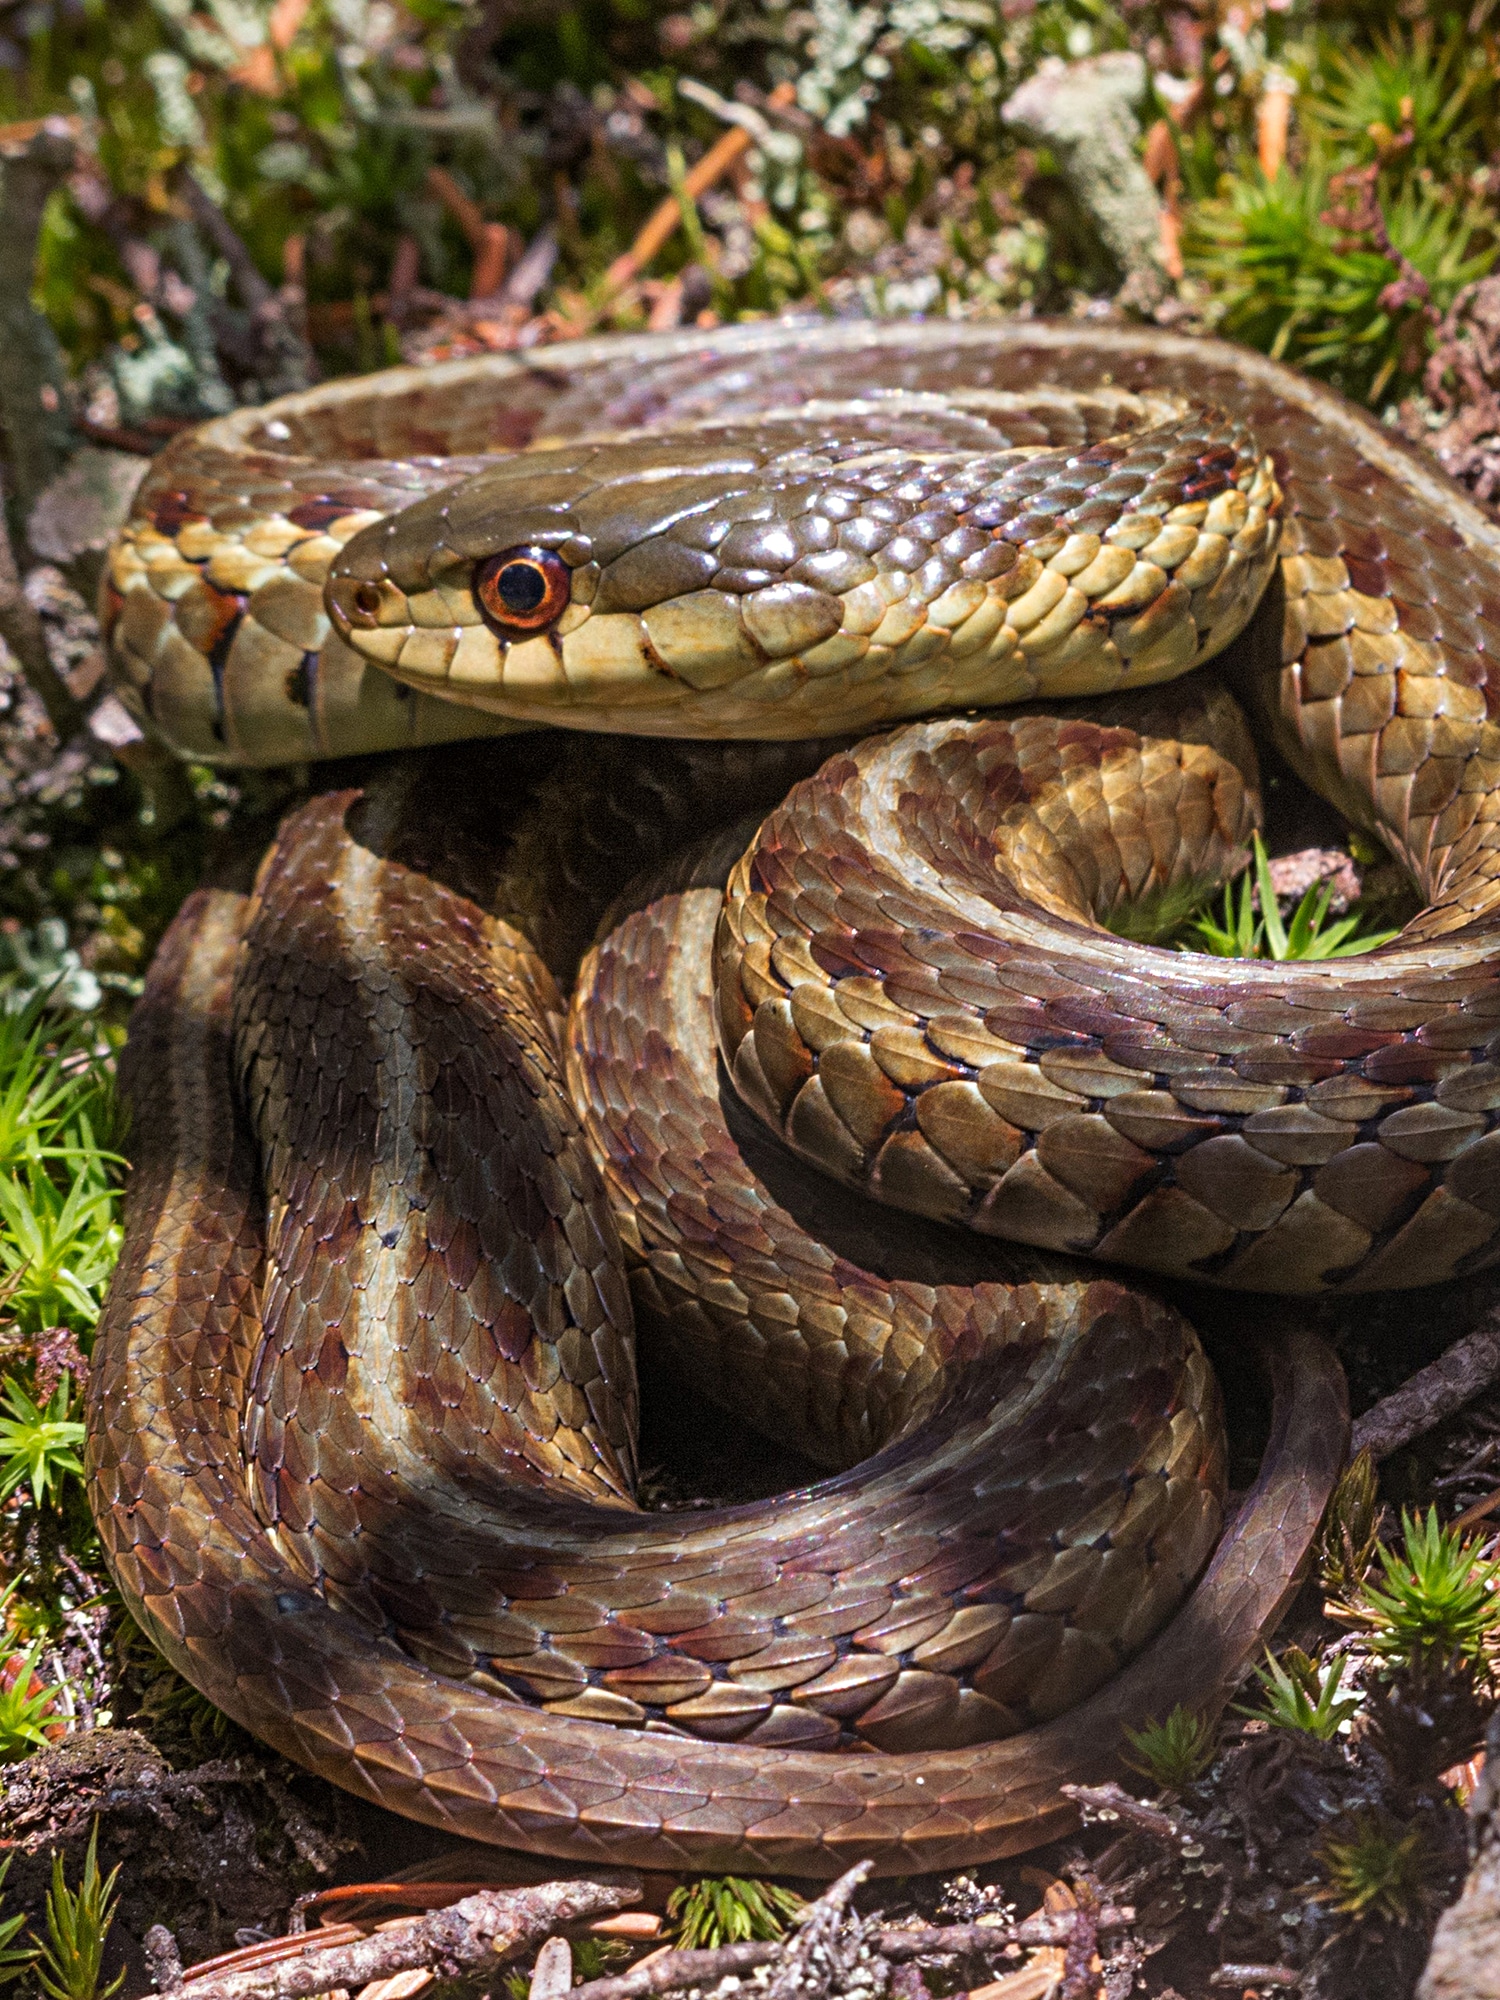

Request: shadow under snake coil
left=97, top=312, right=1500, bottom=1877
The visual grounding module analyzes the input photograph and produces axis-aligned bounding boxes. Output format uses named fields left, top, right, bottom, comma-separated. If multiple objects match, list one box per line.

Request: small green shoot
left=0, top=1376, right=85, bottom=1507
left=33, top=1824, right=123, bottom=2000
left=1320, top=1449, right=1384, bottom=1604
left=1185, top=834, right=1399, bottom=961
left=0, top=1002, right=116, bottom=1181
left=1315, top=1811, right=1437, bottom=1925
left=1121, top=1705, right=1215, bottom=1791
left=1332, top=1506, right=1500, bottom=1675
left=1307, top=28, right=1484, bottom=180
left=0, top=1165, right=123, bottom=1335
left=0, top=1856, right=38, bottom=1986
left=1240, top=1646, right=1361, bottom=1739
left=666, top=1876, right=806, bottom=1951
left=0, top=1646, right=59, bottom=1762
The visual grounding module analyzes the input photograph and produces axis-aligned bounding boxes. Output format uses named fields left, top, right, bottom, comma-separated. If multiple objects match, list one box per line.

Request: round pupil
left=498, top=561, right=548, bottom=614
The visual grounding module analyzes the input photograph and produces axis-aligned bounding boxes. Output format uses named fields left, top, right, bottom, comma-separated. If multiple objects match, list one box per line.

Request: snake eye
left=475, top=547, right=571, bottom=634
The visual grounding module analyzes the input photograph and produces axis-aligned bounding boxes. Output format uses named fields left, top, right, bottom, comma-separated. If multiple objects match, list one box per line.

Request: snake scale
left=93, top=313, right=1500, bottom=1876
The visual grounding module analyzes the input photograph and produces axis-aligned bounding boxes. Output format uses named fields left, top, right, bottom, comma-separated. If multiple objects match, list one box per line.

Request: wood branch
left=143, top=1925, right=184, bottom=1991
left=562, top=1906, right=1138, bottom=2000
left=1056, top=1876, right=1101, bottom=2000
left=527, top=1937, right=572, bottom=2000
left=423, top=169, right=516, bottom=300
left=171, top=1876, right=641, bottom=2000
left=0, top=123, right=79, bottom=526
left=1351, top=1311, right=1500, bottom=1462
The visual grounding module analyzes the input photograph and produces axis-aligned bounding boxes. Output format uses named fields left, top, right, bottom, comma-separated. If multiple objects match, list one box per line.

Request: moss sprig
left=1121, top=1705, right=1216, bottom=1792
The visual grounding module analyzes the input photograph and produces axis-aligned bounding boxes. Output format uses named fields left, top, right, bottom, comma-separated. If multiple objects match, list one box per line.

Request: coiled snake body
left=93, top=316, right=1500, bottom=1874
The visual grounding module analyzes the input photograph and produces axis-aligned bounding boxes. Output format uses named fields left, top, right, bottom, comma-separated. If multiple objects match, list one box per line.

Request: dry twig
left=0, top=123, right=79, bottom=523
left=174, top=170, right=317, bottom=396
left=425, top=167, right=516, bottom=299
left=1061, top=1782, right=1180, bottom=1843
left=1209, top=1970, right=1302, bottom=1990
left=563, top=1906, right=1137, bottom=2000
left=170, top=1877, right=641, bottom=2000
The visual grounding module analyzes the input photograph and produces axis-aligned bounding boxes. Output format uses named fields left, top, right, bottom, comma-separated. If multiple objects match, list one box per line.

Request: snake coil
left=92, top=316, right=1500, bottom=1874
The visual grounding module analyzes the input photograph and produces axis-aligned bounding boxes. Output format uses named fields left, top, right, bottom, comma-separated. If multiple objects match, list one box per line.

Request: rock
left=1001, top=53, right=1166, bottom=310
left=27, top=446, right=148, bottom=567
left=1419, top=1711, right=1500, bottom=1998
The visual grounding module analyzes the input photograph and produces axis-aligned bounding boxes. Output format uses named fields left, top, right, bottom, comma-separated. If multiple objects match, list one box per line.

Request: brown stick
left=562, top=1908, right=1138, bottom=2000
left=174, top=170, right=316, bottom=394
left=172, top=1877, right=641, bottom=2000
left=602, top=81, right=795, bottom=296
left=426, top=166, right=488, bottom=248
left=1210, top=1970, right=1302, bottom=1991
left=423, top=168, right=514, bottom=299
left=1350, top=1311, right=1500, bottom=1463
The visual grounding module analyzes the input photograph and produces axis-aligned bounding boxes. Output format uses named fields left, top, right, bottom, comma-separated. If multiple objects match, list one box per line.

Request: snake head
left=323, top=432, right=858, bottom=726
left=324, top=415, right=1283, bottom=737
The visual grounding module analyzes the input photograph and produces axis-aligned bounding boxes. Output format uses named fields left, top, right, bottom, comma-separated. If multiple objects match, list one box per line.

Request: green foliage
left=1121, top=1705, right=1215, bottom=1791
left=0, top=1167, right=121, bottom=1338
left=1103, top=872, right=1227, bottom=946
left=0, top=1378, right=85, bottom=1508
left=1315, top=1811, right=1437, bottom=1925
left=0, top=1001, right=118, bottom=1184
left=1332, top=1506, right=1500, bottom=1675
left=566, top=1938, right=631, bottom=1983
left=1241, top=1646, right=1361, bottom=1739
left=666, top=1876, right=806, bottom=1951
left=0, top=994, right=121, bottom=1341
left=1306, top=28, right=1489, bottom=179
left=1184, top=835, right=1398, bottom=960
left=0, top=1646, right=61, bottom=1762
left=0, top=1856, right=38, bottom=1987
left=1184, top=158, right=1491, bottom=403
left=33, top=1825, right=122, bottom=2000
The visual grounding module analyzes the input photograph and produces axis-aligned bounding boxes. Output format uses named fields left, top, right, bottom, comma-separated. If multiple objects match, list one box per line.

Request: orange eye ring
left=475, top=546, right=571, bottom=634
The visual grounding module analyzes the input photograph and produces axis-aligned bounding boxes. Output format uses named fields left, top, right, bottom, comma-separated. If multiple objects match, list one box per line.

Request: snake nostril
left=329, top=578, right=386, bottom=630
